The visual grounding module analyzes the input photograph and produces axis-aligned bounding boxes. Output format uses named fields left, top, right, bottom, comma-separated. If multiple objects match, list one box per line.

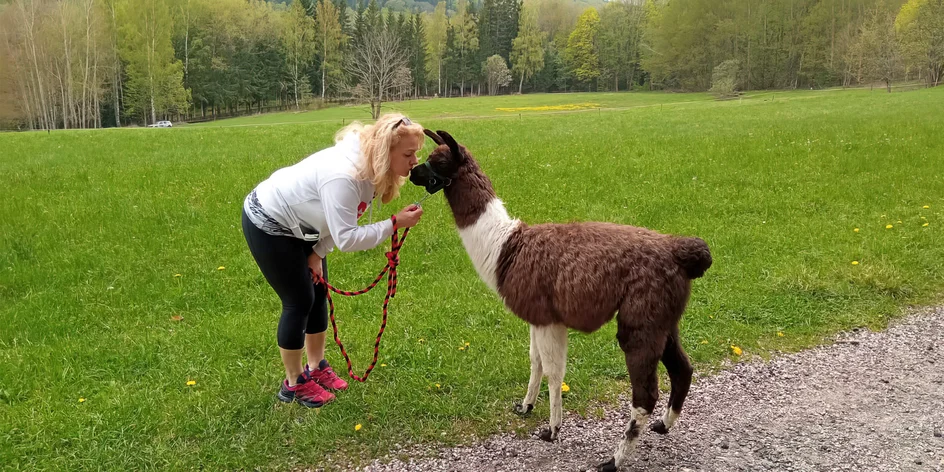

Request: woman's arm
left=316, top=178, right=394, bottom=255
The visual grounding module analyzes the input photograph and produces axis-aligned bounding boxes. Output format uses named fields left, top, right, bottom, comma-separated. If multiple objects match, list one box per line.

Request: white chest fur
left=456, top=198, right=520, bottom=293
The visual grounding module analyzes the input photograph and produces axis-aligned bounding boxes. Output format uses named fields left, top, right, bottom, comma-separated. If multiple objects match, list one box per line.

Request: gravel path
left=361, top=307, right=944, bottom=472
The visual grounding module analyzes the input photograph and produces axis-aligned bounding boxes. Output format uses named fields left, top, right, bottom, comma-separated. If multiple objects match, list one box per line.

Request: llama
left=409, top=130, right=712, bottom=471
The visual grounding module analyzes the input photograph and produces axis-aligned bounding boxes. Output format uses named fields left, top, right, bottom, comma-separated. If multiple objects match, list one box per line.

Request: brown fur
left=411, top=130, right=712, bottom=469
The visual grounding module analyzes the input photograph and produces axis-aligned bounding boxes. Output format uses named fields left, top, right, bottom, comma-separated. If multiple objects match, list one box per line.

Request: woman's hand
left=395, top=204, right=424, bottom=228
left=308, top=252, right=324, bottom=282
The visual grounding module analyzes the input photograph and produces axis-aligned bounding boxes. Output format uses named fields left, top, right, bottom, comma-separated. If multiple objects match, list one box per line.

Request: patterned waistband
left=245, top=189, right=295, bottom=237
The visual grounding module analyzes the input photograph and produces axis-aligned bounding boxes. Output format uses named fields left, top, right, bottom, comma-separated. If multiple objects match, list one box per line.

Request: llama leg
left=535, top=324, right=568, bottom=442
left=598, top=327, right=663, bottom=471
left=514, top=324, right=543, bottom=416
left=651, top=329, right=693, bottom=434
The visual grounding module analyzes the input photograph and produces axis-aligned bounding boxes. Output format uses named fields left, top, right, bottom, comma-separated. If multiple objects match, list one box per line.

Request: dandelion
left=924, top=205, right=930, bottom=209
left=355, top=424, right=362, bottom=431
left=886, top=224, right=893, bottom=229
left=700, top=340, right=708, bottom=345
left=730, top=345, right=743, bottom=356
left=465, top=342, right=470, bottom=347
left=174, top=274, right=182, bottom=278
left=854, top=228, right=860, bottom=233
left=923, top=223, right=930, bottom=227
left=851, top=261, right=859, bottom=265
left=217, top=266, right=225, bottom=271
left=561, top=382, right=571, bottom=393
left=78, top=398, right=86, bottom=403
left=186, top=380, right=196, bottom=386
left=381, top=363, right=387, bottom=367
left=435, top=383, right=441, bottom=389
left=458, top=346, right=465, bottom=351
left=777, top=332, right=785, bottom=337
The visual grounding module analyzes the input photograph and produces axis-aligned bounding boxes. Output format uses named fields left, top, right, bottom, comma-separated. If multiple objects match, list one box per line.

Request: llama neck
left=445, top=165, right=519, bottom=293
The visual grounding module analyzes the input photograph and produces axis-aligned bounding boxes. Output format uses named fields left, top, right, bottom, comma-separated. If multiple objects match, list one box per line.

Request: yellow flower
left=381, top=363, right=387, bottom=367
left=777, top=331, right=785, bottom=337
left=700, top=340, right=708, bottom=345
left=186, top=380, right=196, bottom=386
left=897, top=220, right=902, bottom=224
left=217, top=266, right=225, bottom=271
left=435, top=383, right=441, bottom=388
left=78, top=397, right=86, bottom=403
left=923, top=223, right=930, bottom=227
left=464, top=342, right=470, bottom=347
left=851, top=261, right=859, bottom=265
left=886, top=224, right=893, bottom=229
left=730, top=345, right=743, bottom=356
left=458, top=346, right=465, bottom=351
left=853, top=228, right=859, bottom=233
left=174, top=274, right=182, bottom=277
left=561, top=382, right=571, bottom=393
left=923, top=205, right=930, bottom=209
left=355, top=424, right=362, bottom=431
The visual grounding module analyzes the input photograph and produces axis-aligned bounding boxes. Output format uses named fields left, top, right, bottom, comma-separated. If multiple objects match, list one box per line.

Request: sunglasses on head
left=392, top=117, right=412, bottom=130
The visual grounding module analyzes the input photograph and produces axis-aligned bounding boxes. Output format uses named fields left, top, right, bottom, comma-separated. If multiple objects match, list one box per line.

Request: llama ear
left=435, top=130, right=463, bottom=162
left=423, top=128, right=445, bottom=146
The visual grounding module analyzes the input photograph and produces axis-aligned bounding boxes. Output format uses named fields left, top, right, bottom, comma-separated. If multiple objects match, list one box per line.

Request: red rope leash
left=317, top=215, right=410, bottom=382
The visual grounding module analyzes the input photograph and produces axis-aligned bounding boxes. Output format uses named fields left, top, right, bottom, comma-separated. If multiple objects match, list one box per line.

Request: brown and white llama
left=410, top=130, right=712, bottom=471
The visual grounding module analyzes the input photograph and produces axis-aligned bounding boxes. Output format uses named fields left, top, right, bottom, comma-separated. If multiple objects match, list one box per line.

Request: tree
left=483, top=53, right=512, bottom=94
left=565, top=7, right=600, bottom=89
left=282, top=0, right=317, bottom=108
left=510, top=2, right=545, bottom=94
left=852, top=5, right=903, bottom=92
left=118, top=0, right=190, bottom=125
left=452, top=0, right=479, bottom=96
left=895, top=0, right=944, bottom=87
left=411, top=13, right=428, bottom=96
left=597, top=0, right=644, bottom=91
left=315, top=0, right=345, bottom=98
left=709, top=58, right=740, bottom=97
left=346, top=29, right=409, bottom=118
left=425, top=1, right=448, bottom=95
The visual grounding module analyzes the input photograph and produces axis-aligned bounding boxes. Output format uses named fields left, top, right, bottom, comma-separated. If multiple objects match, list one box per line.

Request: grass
left=1, top=87, right=943, bottom=471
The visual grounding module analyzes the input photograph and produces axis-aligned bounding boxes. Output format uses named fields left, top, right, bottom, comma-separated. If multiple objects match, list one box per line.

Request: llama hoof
left=513, top=403, right=533, bottom=416
left=537, top=427, right=558, bottom=442
left=596, top=458, right=618, bottom=472
left=650, top=419, right=669, bottom=435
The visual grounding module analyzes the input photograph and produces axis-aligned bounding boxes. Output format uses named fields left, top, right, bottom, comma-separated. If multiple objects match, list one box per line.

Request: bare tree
left=346, top=30, right=409, bottom=119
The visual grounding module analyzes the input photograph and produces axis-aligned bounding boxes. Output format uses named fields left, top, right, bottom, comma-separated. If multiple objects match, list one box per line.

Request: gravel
left=358, top=307, right=944, bottom=472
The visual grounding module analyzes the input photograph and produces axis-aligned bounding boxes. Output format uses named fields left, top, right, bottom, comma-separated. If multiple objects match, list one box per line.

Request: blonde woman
left=241, top=113, right=425, bottom=407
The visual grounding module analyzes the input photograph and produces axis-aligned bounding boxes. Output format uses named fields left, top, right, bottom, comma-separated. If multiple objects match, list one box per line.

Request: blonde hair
left=334, top=113, right=424, bottom=204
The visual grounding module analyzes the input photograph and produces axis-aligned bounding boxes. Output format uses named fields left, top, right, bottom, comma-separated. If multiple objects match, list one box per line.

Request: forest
left=1, top=0, right=941, bottom=128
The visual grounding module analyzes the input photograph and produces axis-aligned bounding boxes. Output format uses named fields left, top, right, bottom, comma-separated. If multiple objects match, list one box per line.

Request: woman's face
left=389, top=132, right=423, bottom=178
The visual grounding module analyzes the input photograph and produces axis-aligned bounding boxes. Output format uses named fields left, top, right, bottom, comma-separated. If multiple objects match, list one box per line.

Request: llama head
left=409, top=129, right=470, bottom=194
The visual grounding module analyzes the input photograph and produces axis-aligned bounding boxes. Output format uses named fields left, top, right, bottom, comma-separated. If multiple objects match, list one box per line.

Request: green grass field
left=2, top=87, right=943, bottom=471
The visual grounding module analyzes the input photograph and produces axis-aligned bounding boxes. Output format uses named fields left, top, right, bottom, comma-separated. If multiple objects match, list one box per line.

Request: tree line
left=1, top=0, right=941, bottom=129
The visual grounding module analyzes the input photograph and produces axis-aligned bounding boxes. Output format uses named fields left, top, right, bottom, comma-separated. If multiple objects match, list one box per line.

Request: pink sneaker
left=277, top=374, right=335, bottom=408
left=306, top=360, right=349, bottom=391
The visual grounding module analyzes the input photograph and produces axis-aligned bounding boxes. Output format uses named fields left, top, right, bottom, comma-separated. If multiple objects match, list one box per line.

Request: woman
left=241, top=113, right=425, bottom=408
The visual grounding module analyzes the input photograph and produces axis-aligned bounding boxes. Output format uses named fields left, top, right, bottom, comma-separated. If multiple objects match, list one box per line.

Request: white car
left=148, top=120, right=173, bottom=128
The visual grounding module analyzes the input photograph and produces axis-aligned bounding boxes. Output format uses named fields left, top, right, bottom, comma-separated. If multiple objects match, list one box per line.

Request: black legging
left=241, top=208, right=328, bottom=350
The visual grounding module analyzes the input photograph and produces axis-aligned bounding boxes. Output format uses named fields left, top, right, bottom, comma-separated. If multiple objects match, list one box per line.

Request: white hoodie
left=243, top=130, right=394, bottom=258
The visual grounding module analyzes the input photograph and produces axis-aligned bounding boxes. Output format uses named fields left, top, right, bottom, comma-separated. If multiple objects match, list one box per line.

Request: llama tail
left=672, top=237, right=712, bottom=279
